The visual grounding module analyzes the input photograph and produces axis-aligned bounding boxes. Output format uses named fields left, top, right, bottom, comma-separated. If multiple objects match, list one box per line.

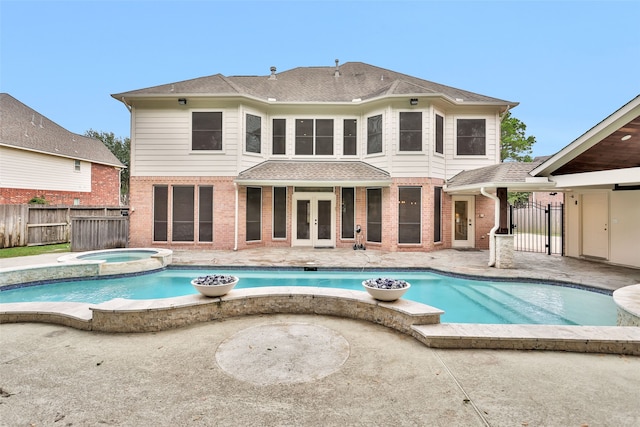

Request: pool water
left=77, top=250, right=157, bottom=263
left=0, top=269, right=617, bottom=326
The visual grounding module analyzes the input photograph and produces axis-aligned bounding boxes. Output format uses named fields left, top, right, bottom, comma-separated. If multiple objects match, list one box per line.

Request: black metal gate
left=509, top=202, right=564, bottom=255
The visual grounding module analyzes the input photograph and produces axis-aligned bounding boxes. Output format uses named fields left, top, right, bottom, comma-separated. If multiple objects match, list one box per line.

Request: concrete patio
left=1, top=248, right=639, bottom=425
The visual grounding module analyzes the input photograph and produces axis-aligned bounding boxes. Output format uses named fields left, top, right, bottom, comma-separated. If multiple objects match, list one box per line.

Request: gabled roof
left=112, top=62, right=517, bottom=108
left=444, top=161, right=554, bottom=194
left=235, top=160, right=391, bottom=187
left=531, top=94, right=640, bottom=177
left=0, top=93, right=124, bottom=168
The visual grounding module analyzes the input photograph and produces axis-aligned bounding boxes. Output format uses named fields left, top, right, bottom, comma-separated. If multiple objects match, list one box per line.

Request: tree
left=501, top=111, right=535, bottom=163
left=85, top=130, right=130, bottom=197
left=501, top=112, right=536, bottom=205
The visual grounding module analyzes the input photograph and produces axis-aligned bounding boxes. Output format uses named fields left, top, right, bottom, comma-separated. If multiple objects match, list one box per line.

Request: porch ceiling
left=235, top=160, right=392, bottom=187
left=551, top=115, right=640, bottom=175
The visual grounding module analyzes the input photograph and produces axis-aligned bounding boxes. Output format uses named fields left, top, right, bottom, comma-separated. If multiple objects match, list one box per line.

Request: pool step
left=448, top=283, right=538, bottom=324
left=412, top=323, right=640, bottom=356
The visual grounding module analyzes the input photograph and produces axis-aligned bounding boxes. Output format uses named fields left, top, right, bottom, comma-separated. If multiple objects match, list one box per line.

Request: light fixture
left=178, top=98, right=187, bottom=105
left=621, top=134, right=631, bottom=141
left=410, top=98, right=418, bottom=106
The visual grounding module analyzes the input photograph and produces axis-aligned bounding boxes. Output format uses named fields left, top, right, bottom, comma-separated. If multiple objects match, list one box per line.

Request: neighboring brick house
left=112, top=61, right=517, bottom=251
left=0, top=93, right=124, bottom=206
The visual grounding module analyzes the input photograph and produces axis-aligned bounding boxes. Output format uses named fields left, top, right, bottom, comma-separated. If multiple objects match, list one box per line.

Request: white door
left=582, top=192, right=609, bottom=259
left=452, top=196, right=475, bottom=248
left=292, top=193, right=335, bottom=247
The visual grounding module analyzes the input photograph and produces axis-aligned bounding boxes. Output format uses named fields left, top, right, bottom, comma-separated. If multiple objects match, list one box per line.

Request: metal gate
left=509, top=202, right=564, bottom=255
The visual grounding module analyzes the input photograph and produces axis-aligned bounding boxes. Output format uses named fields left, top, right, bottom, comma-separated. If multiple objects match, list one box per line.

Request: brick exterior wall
left=0, top=163, right=121, bottom=206
left=474, top=195, right=495, bottom=250
left=128, top=176, right=498, bottom=253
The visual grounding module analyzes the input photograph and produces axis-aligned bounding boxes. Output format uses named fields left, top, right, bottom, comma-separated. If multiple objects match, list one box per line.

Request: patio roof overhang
left=443, top=162, right=556, bottom=194
left=235, top=160, right=392, bottom=187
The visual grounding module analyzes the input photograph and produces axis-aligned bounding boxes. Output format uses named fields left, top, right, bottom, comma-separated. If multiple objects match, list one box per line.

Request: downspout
left=480, top=187, right=500, bottom=267
left=234, top=182, right=239, bottom=251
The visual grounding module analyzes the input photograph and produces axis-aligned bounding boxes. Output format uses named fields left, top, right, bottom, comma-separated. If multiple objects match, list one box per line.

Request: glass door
left=293, top=193, right=335, bottom=247
left=452, top=196, right=475, bottom=248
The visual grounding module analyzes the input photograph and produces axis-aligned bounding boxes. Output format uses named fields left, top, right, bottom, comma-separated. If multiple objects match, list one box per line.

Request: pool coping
left=1, top=253, right=639, bottom=356
left=1, top=285, right=639, bottom=355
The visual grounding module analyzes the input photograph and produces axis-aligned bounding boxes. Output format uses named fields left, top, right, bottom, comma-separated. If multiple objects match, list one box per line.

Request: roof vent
left=269, top=66, right=277, bottom=80
left=334, top=59, right=340, bottom=77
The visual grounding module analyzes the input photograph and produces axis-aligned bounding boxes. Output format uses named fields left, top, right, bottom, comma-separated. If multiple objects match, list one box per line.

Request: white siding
left=129, top=102, right=501, bottom=180
left=0, top=147, right=91, bottom=191
left=443, top=111, right=500, bottom=179
left=131, top=108, right=239, bottom=177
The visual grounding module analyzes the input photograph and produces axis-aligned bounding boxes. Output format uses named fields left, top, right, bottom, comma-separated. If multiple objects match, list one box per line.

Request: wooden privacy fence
left=0, top=205, right=128, bottom=249
left=71, top=216, right=129, bottom=252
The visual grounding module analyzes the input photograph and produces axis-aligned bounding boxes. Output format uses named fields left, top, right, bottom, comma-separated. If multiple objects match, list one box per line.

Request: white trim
left=550, top=167, right=640, bottom=188
left=453, top=116, right=489, bottom=158
left=189, top=109, right=225, bottom=154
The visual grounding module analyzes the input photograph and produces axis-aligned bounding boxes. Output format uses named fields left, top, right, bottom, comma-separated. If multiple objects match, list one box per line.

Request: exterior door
left=293, top=193, right=335, bottom=247
left=452, top=196, right=475, bottom=248
left=581, top=192, right=609, bottom=259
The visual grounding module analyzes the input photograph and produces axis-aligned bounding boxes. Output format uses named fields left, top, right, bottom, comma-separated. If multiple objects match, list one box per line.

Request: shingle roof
left=112, top=62, right=516, bottom=106
left=0, top=93, right=124, bottom=167
left=445, top=161, right=554, bottom=192
left=235, top=161, right=391, bottom=186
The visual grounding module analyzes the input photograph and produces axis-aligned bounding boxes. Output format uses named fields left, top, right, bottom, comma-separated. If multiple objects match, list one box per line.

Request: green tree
left=85, top=130, right=130, bottom=196
left=501, top=112, right=536, bottom=205
left=501, top=111, right=535, bottom=163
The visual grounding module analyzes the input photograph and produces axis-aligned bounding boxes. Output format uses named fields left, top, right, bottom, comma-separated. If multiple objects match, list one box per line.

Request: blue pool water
left=0, top=269, right=617, bottom=326
left=77, top=250, right=157, bottom=263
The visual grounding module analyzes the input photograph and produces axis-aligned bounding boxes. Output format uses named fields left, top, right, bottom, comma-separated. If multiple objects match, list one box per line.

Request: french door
left=292, top=193, right=335, bottom=247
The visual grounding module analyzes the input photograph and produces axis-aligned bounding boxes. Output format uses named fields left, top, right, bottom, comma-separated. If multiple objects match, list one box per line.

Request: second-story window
left=399, top=112, right=422, bottom=151
left=272, top=119, right=286, bottom=155
left=435, top=114, right=444, bottom=154
left=343, top=119, right=357, bottom=156
left=367, top=115, right=382, bottom=154
left=192, top=112, right=222, bottom=151
left=457, top=118, right=486, bottom=155
left=246, top=114, right=261, bottom=153
left=295, top=119, right=334, bottom=155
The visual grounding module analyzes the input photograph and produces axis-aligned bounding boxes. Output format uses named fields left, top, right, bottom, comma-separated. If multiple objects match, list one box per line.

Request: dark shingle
left=236, top=161, right=391, bottom=184
left=0, top=93, right=123, bottom=167
left=446, top=162, right=542, bottom=188
left=113, top=62, right=516, bottom=106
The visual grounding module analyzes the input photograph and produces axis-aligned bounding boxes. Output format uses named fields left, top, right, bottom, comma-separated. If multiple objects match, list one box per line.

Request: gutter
left=480, top=187, right=500, bottom=267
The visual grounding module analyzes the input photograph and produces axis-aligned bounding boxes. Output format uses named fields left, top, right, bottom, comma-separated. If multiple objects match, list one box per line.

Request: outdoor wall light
left=178, top=98, right=187, bottom=105
left=410, top=98, right=418, bottom=106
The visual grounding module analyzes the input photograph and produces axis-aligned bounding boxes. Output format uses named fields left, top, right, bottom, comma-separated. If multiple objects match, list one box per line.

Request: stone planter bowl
left=362, top=280, right=411, bottom=302
left=191, top=276, right=239, bottom=297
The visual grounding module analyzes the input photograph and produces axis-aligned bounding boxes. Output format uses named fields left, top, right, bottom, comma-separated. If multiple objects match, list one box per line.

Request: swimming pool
left=0, top=268, right=617, bottom=326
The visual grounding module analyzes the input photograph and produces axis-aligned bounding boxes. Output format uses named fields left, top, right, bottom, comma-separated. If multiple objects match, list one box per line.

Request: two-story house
left=0, top=93, right=124, bottom=206
left=113, top=61, right=517, bottom=252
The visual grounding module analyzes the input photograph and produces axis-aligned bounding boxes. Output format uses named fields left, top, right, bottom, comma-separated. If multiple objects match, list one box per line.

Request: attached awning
left=235, top=160, right=392, bottom=187
left=444, top=162, right=556, bottom=194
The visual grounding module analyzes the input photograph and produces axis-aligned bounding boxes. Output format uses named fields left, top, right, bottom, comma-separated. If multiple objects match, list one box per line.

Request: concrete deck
left=1, top=249, right=639, bottom=425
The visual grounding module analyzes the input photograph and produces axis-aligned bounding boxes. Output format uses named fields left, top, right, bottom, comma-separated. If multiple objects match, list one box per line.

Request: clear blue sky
left=1, top=0, right=638, bottom=158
